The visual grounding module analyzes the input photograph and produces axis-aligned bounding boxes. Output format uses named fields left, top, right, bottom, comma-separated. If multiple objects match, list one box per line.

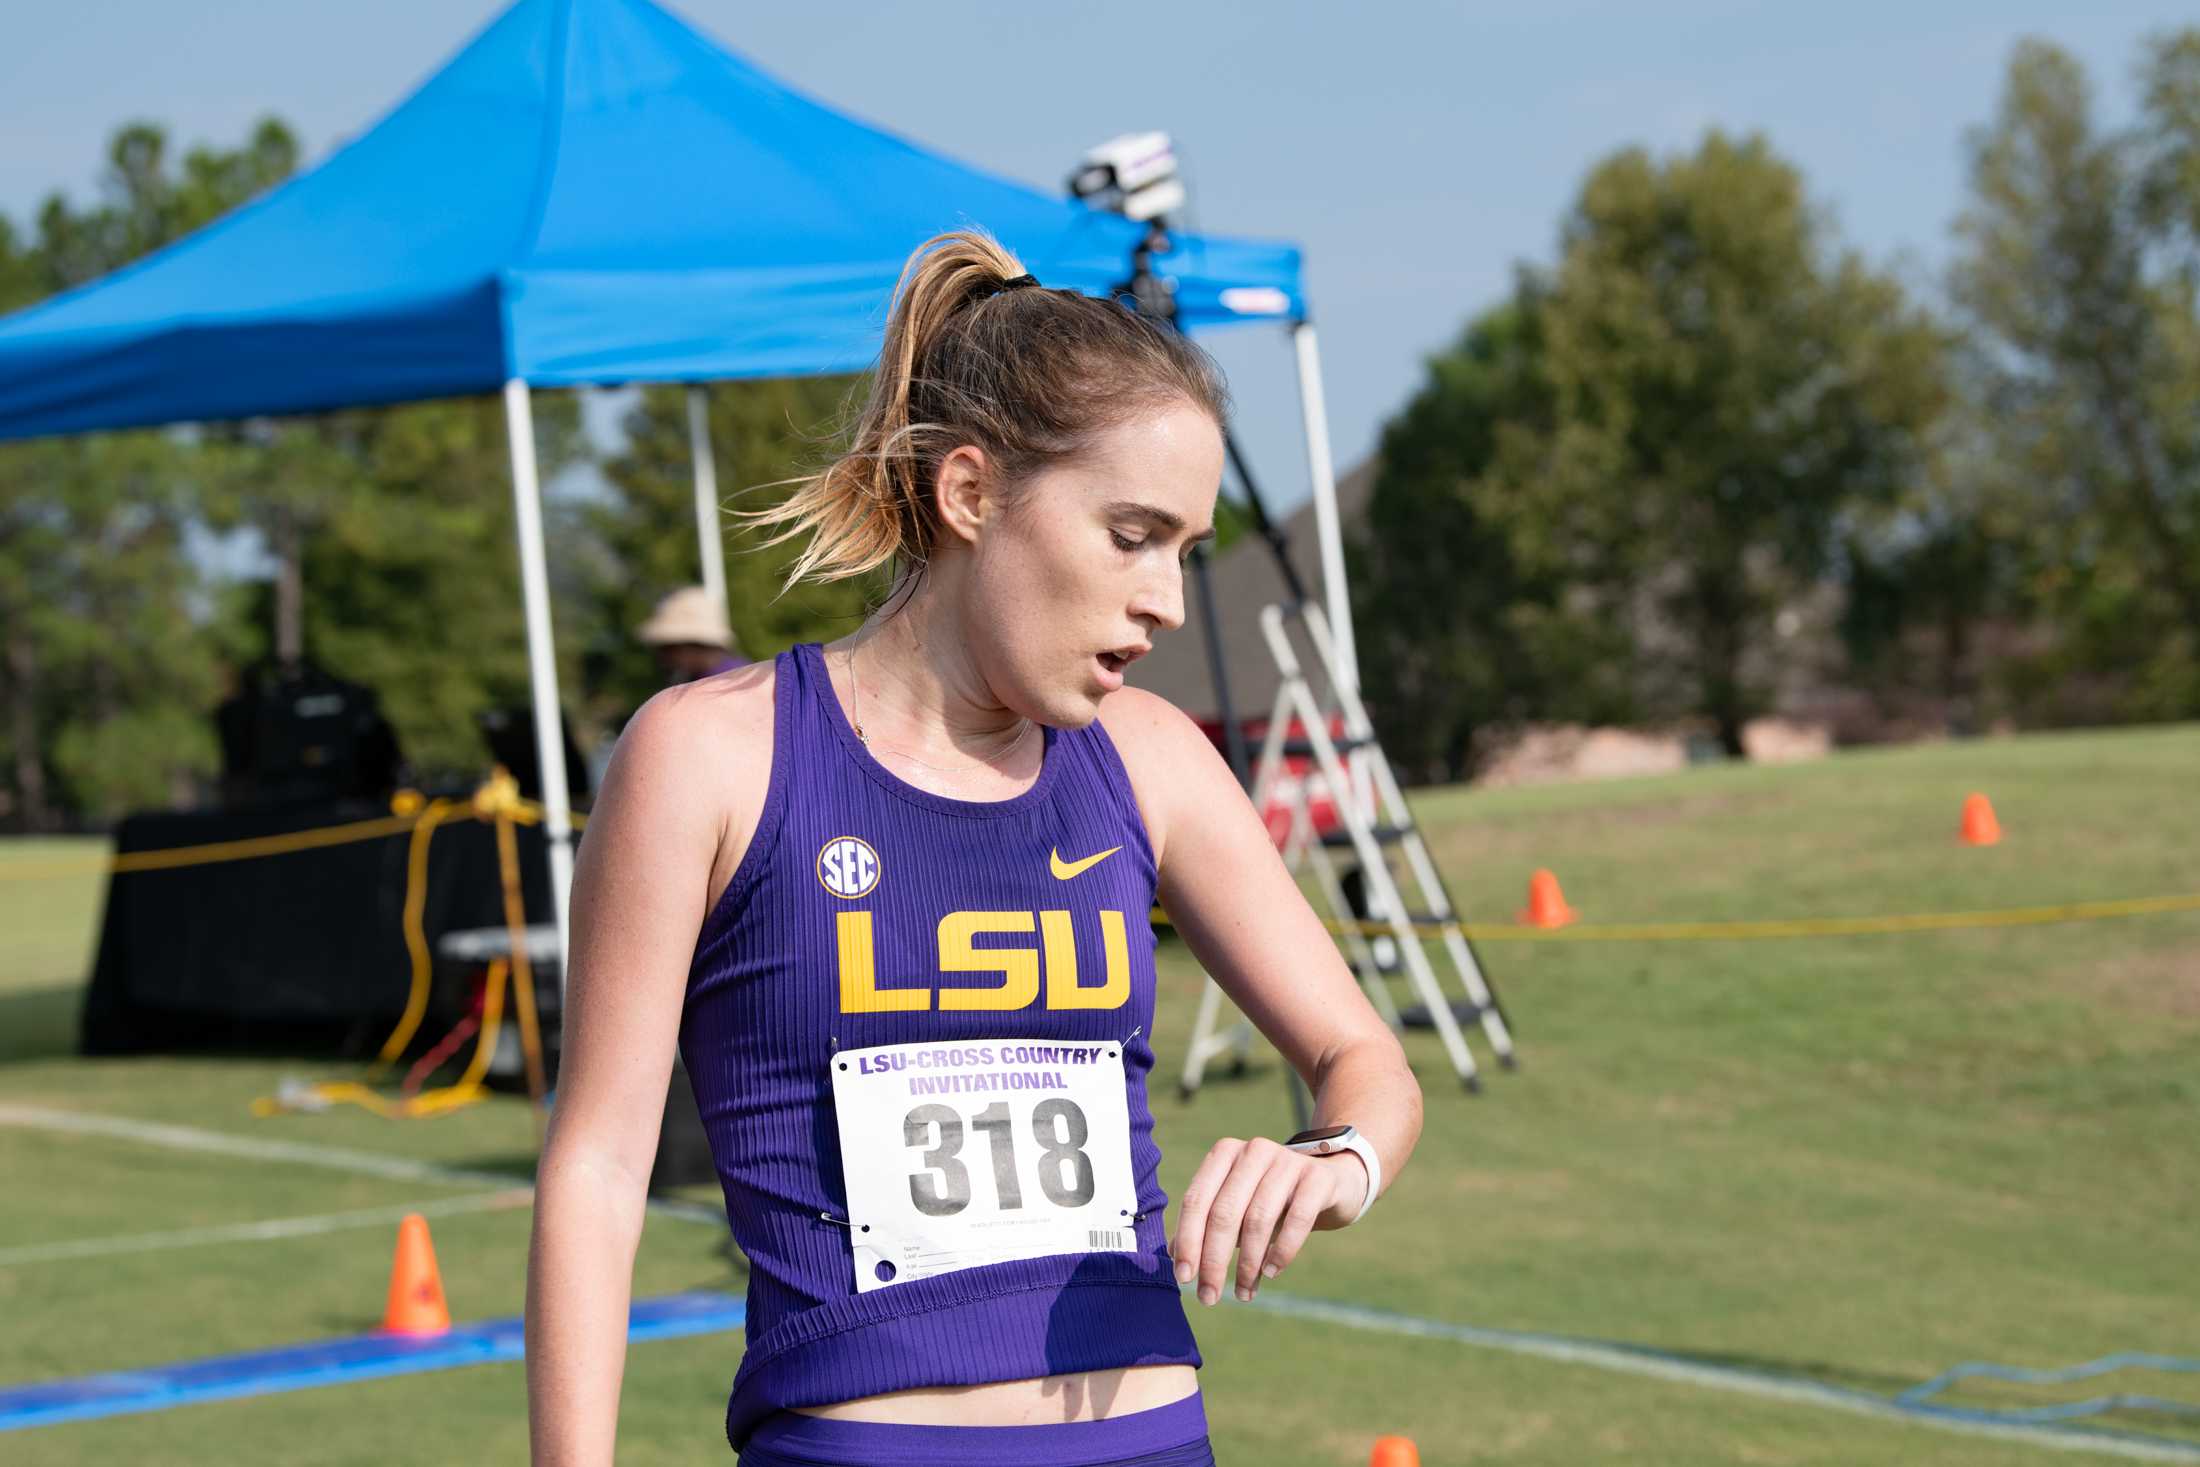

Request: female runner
left=525, top=229, right=1422, bottom=1465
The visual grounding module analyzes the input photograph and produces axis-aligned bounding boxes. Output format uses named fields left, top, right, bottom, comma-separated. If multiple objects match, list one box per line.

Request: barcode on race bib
left=1088, top=1229, right=1131, bottom=1250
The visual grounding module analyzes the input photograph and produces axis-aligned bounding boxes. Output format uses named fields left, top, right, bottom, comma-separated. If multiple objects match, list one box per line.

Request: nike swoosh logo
left=1050, top=846, right=1121, bottom=880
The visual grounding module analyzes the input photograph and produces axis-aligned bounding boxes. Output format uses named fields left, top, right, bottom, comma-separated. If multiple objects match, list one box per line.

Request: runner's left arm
left=1097, top=688, right=1423, bottom=1308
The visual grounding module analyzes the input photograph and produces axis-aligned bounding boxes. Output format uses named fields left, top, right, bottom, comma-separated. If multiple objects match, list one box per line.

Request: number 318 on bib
left=904, top=1098, right=1096, bottom=1215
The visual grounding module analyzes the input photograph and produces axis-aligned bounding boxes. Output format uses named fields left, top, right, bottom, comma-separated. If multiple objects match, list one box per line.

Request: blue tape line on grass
left=1900, top=1352, right=2200, bottom=1425
left=0, top=1291, right=743, bottom=1432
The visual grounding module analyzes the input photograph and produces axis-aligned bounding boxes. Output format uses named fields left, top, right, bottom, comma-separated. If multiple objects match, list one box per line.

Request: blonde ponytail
left=740, top=228, right=1230, bottom=590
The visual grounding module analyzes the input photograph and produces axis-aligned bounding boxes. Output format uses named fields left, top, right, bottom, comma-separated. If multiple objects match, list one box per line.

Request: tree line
left=4, top=33, right=2195, bottom=826
left=1352, top=32, right=2200, bottom=779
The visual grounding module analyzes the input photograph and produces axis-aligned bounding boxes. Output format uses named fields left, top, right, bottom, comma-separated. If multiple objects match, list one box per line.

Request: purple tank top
left=678, top=643, right=1200, bottom=1450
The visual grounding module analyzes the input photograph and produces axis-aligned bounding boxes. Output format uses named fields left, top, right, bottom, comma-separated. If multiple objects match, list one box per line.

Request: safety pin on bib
left=1118, top=1027, right=1151, bottom=1225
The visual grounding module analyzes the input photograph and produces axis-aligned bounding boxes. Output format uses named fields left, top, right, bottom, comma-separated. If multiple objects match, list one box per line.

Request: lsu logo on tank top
left=818, top=833, right=1133, bottom=1016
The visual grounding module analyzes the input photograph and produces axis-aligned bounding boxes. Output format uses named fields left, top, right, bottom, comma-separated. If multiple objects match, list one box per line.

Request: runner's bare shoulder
left=603, top=658, right=778, bottom=910
left=1094, top=684, right=1234, bottom=868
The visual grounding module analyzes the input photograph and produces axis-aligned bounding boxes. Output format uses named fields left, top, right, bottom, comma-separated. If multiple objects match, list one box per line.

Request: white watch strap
left=1289, top=1130, right=1382, bottom=1225
left=1339, top=1132, right=1381, bottom=1224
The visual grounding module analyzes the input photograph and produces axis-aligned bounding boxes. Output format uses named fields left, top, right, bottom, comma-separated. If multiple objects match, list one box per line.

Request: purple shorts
left=737, top=1390, right=1214, bottom=1466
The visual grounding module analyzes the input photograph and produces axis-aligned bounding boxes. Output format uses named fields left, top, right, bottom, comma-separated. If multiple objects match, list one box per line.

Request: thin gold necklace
left=846, top=646, right=1037, bottom=774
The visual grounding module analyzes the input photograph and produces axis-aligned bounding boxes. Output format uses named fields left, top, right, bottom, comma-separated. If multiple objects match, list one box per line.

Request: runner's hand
left=1169, top=1136, right=1368, bottom=1305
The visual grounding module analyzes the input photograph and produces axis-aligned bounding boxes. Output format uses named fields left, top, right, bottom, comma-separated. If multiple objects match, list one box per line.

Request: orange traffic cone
left=1518, top=868, right=1578, bottom=928
left=1959, top=792, right=2002, bottom=847
left=382, top=1212, right=452, bottom=1335
left=1370, top=1437, right=1421, bottom=1467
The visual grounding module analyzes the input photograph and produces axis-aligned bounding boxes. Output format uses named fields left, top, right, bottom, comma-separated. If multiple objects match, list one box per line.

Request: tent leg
left=1290, top=321, right=1375, bottom=822
left=1291, top=321, right=1357, bottom=694
left=503, top=378, right=575, bottom=990
left=1284, top=323, right=1364, bottom=826
left=687, top=384, right=729, bottom=619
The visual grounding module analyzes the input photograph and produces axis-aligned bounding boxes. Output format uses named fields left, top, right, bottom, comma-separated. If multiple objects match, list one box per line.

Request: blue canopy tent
left=0, top=0, right=1361, bottom=965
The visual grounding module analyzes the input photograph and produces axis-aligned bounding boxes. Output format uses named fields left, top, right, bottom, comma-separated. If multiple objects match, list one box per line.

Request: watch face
left=1286, top=1125, right=1353, bottom=1147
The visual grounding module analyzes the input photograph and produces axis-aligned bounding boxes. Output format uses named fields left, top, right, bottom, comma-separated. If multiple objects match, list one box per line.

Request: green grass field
left=3, top=725, right=2197, bottom=1465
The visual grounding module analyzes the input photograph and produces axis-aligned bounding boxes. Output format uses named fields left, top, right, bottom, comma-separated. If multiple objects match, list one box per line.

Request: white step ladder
left=1177, top=601, right=1518, bottom=1095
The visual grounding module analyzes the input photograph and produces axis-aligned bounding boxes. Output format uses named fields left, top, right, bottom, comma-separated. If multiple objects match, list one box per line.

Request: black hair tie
left=977, top=273, right=1042, bottom=300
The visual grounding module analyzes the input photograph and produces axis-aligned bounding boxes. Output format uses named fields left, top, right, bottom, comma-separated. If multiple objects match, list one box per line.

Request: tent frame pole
left=1291, top=321, right=1357, bottom=693
left=686, top=384, right=729, bottom=618
left=502, top=378, right=575, bottom=987
left=1291, top=319, right=1375, bottom=823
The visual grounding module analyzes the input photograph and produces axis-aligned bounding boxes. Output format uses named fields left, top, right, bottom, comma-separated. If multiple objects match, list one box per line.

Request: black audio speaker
left=216, top=659, right=403, bottom=809
left=476, top=706, right=591, bottom=803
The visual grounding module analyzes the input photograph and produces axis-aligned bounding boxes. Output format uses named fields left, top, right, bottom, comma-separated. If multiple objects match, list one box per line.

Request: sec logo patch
left=817, top=836, right=881, bottom=899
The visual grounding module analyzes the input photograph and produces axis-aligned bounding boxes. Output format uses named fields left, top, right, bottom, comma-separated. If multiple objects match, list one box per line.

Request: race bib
left=829, top=1038, right=1140, bottom=1293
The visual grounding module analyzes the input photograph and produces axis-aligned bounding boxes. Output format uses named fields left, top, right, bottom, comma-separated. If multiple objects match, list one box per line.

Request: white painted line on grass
left=0, top=1189, right=535, bottom=1267
left=0, top=1103, right=727, bottom=1229
left=1249, top=1291, right=2200, bottom=1464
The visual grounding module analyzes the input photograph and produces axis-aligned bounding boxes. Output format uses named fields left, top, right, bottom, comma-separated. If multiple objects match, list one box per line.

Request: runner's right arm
left=526, top=673, right=770, bottom=1464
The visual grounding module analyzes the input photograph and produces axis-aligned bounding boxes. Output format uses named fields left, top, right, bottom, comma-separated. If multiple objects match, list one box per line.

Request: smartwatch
left=1284, top=1124, right=1381, bottom=1224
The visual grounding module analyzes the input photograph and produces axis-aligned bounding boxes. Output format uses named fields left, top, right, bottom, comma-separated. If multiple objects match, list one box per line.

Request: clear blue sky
left=2, top=0, right=2188, bottom=518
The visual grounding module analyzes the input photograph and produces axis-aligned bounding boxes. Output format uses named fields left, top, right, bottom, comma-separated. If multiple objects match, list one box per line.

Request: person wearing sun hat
left=636, top=585, right=745, bottom=685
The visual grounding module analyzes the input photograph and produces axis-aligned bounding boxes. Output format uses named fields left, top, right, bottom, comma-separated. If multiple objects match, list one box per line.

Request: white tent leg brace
left=1291, top=322, right=1357, bottom=693
left=687, top=384, right=729, bottom=619
left=1291, top=321, right=1377, bottom=825
left=503, top=378, right=575, bottom=987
